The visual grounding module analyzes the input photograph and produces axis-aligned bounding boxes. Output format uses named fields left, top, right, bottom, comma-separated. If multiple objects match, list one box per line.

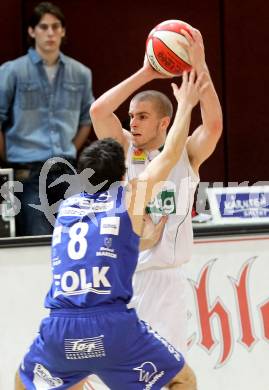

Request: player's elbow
left=89, top=100, right=102, bottom=120
left=90, top=98, right=112, bottom=122
left=215, top=114, right=223, bottom=133
left=209, top=117, right=223, bottom=140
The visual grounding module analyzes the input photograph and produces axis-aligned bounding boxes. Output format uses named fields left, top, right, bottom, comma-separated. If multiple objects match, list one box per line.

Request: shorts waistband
left=136, top=265, right=184, bottom=273
left=50, top=303, right=127, bottom=317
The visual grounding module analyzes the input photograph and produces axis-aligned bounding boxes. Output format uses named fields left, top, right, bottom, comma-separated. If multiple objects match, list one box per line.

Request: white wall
left=0, top=246, right=51, bottom=389
left=1, top=235, right=269, bottom=389
left=184, top=235, right=269, bottom=389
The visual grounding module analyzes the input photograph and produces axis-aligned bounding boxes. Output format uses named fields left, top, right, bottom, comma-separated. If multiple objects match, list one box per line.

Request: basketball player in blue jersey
left=89, top=29, right=222, bottom=388
left=15, top=70, right=207, bottom=390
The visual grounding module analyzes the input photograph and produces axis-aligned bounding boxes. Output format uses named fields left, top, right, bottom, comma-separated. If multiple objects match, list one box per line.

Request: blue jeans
left=13, top=160, right=76, bottom=236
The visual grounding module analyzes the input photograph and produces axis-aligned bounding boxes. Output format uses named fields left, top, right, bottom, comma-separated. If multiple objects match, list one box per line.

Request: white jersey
left=126, top=144, right=199, bottom=271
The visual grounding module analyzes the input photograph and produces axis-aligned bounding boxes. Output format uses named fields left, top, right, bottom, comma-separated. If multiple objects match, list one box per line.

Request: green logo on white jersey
left=146, top=190, right=176, bottom=215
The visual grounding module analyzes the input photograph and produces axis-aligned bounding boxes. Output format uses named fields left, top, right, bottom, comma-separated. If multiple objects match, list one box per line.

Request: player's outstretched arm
left=90, top=59, right=168, bottom=152
left=128, top=70, right=208, bottom=235
left=181, top=28, right=223, bottom=172
left=139, top=215, right=168, bottom=251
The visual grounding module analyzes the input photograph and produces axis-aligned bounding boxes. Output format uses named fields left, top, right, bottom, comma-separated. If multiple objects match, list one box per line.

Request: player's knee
left=69, top=378, right=87, bottom=390
left=15, top=370, right=26, bottom=390
left=168, top=363, right=197, bottom=389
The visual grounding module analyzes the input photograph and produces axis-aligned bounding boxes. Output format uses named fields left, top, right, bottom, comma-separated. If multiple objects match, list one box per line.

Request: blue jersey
left=45, top=186, right=140, bottom=309
left=20, top=186, right=185, bottom=390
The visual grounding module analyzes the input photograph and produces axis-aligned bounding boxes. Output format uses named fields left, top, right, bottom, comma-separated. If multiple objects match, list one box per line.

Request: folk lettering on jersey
left=53, top=266, right=111, bottom=297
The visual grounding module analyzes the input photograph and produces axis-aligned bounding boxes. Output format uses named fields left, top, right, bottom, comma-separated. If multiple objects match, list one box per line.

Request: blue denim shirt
left=0, top=48, right=94, bottom=163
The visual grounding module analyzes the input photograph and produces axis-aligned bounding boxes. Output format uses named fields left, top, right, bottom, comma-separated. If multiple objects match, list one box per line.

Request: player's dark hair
left=28, top=2, right=65, bottom=46
left=78, top=138, right=126, bottom=192
left=131, top=90, right=173, bottom=118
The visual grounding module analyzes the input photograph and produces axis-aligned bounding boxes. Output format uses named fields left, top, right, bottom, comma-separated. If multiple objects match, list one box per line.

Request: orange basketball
left=146, top=19, right=193, bottom=77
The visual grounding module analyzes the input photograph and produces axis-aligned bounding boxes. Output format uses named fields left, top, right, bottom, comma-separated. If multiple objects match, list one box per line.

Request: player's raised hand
left=140, top=214, right=168, bottom=250
left=180, top=28, right=207, bottom=74
left=171, top=69, right=209, bottom=108
left=142, top=54, right=173, bottom=79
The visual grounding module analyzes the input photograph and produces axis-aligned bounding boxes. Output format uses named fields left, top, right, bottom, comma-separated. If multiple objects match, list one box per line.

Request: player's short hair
left=131, top=90, right=173, bottom=119
left=78, top=138, right=126, bottom=192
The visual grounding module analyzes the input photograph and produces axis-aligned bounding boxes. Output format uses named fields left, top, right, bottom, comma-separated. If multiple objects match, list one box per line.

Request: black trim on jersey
left=173, top=166, right=192, bottom=261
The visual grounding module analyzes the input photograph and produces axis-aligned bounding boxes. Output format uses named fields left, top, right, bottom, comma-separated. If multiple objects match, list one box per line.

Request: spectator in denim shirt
left=0, top=2, right=94, bottom=236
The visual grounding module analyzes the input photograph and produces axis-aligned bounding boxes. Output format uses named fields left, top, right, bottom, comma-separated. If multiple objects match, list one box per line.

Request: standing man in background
left=0, top=2, right=94, bottom=236
left=90, top=27, right=222, bottom=365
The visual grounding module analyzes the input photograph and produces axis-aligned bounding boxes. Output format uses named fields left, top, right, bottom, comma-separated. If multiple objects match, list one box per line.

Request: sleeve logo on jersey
left=33, top=363, right=63, bottom=388
left=104, top=237, right=112, bottom=248
left=100, top=216, right=120, bottom=235
left=96, top=238, right=118, bottom=259
left=52, top=225, right=62, bottom=246
left=146, top=190, right=176, bottom=216
left=52, top=257, right=61, bottom=267
left=133, top=361, right=164, bottom=389
left=95, top=191, right=112, bottom=202
left=64, top=335, right=106, bottom=359
left=58, top=199, right=114, bottom=216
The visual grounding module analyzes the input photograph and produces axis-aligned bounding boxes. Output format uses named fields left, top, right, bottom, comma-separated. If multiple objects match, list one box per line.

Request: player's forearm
left=73, top=125, right=91, bottom=152
left=197, top=67, right=223, bottom=134
left=139, top=237, right=155, bottom=251
left=137, top=104, right=192, bottom=209
left=90, top=68, right=155, bottom=117
left=144, top=103, right=192, bottom=184
left=164, top=102, right=193, bottom=163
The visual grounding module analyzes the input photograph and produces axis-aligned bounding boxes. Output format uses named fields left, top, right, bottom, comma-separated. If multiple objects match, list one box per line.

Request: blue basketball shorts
left=19, top=304, right=185, bottom=389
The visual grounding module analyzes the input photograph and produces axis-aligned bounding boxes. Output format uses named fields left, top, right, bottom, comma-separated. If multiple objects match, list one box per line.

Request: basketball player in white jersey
left=89, top=28, right=222, bottom=384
